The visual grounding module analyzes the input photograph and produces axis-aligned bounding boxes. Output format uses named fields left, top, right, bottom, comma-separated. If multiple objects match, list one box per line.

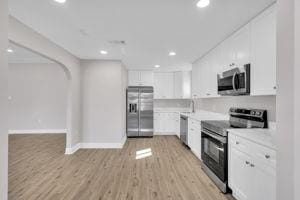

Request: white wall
left=9, top=17, right=81, bottom=150
left=81, top=60, right=127, bottom=145
left=0, top=0, right=8, bottom=198
left=294, top=1, right=300, bottom=199
left=121, top=63, right=128, bottom=139
left=276, top=0, right=299, bottom=199
left=8, top=63, right=67, bottom=132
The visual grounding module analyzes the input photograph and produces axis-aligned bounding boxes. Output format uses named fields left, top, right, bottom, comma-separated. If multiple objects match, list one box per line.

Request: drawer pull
left=265, top=154, right=271, bottom=159
left=245, top=161, right=250, bottom=165
left=250, top=164, right=255, bottom=167
left=236, top=141, right=240, bottom=145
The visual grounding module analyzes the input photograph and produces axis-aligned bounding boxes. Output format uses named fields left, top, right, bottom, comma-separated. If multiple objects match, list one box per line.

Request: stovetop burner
left=202, top=108, right=268, bottom=137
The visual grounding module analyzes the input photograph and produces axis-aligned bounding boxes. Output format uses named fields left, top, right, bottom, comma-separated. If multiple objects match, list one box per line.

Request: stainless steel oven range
left=201, top=107, right=268, bottom=193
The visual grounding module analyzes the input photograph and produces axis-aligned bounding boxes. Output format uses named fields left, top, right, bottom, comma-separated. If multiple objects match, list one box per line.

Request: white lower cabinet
left=154, top=112, right=180, bottom=135
left=188, top=118, right=202, bottom=159
left=229, top=147, right=253, bottom=200
left=228, top=133, right=276, bottom=200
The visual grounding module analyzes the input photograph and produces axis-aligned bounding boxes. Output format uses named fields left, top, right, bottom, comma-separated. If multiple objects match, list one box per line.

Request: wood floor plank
left=9, top=134, right=235, bottom=200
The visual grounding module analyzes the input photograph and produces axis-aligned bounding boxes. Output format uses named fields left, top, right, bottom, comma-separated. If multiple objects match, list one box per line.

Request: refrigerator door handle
left=138, top=90, right=141, bottom=135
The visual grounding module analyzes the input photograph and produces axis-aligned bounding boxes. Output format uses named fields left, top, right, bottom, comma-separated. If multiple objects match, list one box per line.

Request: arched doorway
left=8, top=40, right=73, bottom=151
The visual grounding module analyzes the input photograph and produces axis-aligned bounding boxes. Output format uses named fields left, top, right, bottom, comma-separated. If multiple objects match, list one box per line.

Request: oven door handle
left=216, top=147, right=224, bottom=152
left=201, top=129, right=227, bottom=143
left=232, top=72, right=238, bottom=92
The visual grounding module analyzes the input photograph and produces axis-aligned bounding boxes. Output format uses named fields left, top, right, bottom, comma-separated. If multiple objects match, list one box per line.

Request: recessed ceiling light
left=154, top=65, right=160, bottom=68
left=7, top=49, right=14, bottom=53
left=100, top=50, right=108, bottom=55
left=54, top=0, right=66, bottom=4
left=169, top=51, right=176, bottom=56
left=197, top=0, right=210, bottom=8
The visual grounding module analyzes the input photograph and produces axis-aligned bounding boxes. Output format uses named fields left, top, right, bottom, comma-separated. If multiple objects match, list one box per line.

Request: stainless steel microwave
left=217, top=64, right=250, bottom=96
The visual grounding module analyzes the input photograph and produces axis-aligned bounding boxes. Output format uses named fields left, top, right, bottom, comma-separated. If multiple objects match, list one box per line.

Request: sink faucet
left=191, top=99, right=195, bottom=113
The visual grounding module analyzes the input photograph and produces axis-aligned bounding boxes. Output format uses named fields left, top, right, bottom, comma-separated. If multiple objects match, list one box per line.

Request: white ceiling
left=9, top=0, right=275, bottom=69
left=8, top=42, right=54, bottom=64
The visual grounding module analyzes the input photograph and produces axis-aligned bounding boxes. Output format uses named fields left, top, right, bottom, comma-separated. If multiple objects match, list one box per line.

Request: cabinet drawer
left=251, top=142, right=276, bottom=168
left=229, top=134, right=252, bottom=155
left=229, top=133, right=276, bottom=168
left=188, top=119, right=201, bottom=131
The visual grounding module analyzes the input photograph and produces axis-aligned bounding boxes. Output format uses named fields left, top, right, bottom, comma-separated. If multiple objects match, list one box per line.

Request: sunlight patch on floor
left=136, top=148, right=152, bottom=160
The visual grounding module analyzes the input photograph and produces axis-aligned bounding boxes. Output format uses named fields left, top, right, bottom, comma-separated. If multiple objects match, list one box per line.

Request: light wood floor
left=9, top=134, right=234, bottom=200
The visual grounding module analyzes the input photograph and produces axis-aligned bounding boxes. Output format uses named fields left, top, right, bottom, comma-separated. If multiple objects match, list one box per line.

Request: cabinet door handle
left=206, top=93, right=210, bottom=96
left=250, top=164, right=255, bottom=167
left=236, top=141, right=240, bottom=145
left=265, top=154, right=271, bottom=159
left=245, top=161, right=250, bottom=165
left=273, top=86, right=277, bottom=90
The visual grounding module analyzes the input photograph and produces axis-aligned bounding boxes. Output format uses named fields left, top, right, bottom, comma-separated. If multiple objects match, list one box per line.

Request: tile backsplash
left=195, top=95, right=276, bottom=122
left=153, top=96, right=276, bottom=122
left=154, top=99, right=191, bottom=109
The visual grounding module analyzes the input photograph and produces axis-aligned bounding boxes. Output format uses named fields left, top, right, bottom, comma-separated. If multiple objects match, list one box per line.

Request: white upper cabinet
left=220, top=24, right=251, bottom=71
left=192, top=59, right=202, bottom=99
left=192, top=49, right=220, bottom=98
left=220, top=35, right=236, bottom=70
left=233, top=24, right=251, bottom=67
left=128, top=70, right=154, bottom=86
left=154, top=71, right=191, bottom=99
left=174, top=71, right=191, bottom=99
left=250, top=5, right=277, bottom=95
left=206, top=49, right=221, bottom=97
left=140, top=71, right=154, bottom=86
left=154, top=72, right=174, bottom=99
left=191, top=4, right=276, bottom=98
left=128, top=71, right=141, bottom=86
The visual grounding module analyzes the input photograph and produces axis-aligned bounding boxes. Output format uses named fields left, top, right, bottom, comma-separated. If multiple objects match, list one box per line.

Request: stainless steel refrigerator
left=127, top=86, right=154, bottom=137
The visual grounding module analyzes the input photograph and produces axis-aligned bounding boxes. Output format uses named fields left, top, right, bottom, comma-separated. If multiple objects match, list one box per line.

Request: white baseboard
left=9, top=129, right=67, bottom=134
left=65, top=137, right=127, bottom=155
left=65, top=143, right=81, bottom=155
left=154, top=132, right=177, bottom=136
left=80, top=142, right=124, bottom=149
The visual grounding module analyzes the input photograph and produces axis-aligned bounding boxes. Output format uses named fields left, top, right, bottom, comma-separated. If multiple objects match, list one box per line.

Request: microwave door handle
left=216, top=147, right=224, bottom=152
left=232, top=72, right=238, bottom=92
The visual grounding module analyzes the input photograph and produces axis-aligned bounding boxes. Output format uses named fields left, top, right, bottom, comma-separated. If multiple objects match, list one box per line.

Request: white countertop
left=228, top=127, right=276, bottom=150
left=180, top=110, right=229, bottom=121
left=155, top=109, right=276, bottom=150
left=154, top=108, right=191, bottom=113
